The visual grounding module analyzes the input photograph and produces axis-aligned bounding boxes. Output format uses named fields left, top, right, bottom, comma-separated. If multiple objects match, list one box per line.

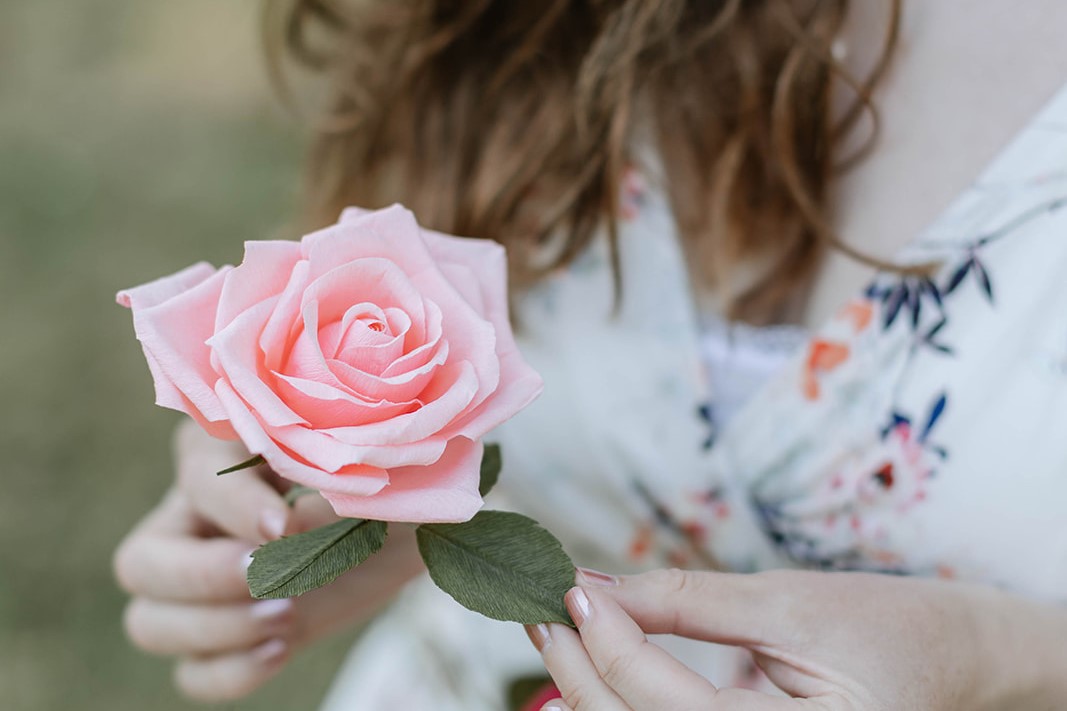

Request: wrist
left=966, top=584, right=1067, bottom=710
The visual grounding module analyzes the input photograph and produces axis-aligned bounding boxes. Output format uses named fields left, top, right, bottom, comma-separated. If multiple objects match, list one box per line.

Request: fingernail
left=252, top=638, right=288, bottom=667
left=259, top=509, right=287, bottom=540
left=565, top=587, right=591, bottom=628
left=576, top=567, right=618, bottom=587
left=542, top=705, right=566, bottom=711
left=250, top=598, right=292, bottom=621
left=524, top=623, right=551, bottom=652
left=240, top=549, right=255, bottom=573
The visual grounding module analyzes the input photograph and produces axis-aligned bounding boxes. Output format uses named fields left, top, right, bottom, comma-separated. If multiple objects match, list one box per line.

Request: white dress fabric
left=320, top=83, right=1067, bottom=710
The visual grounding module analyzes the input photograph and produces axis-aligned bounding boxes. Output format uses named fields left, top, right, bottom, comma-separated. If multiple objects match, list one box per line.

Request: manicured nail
left=577, top=567, right=618, bottom=587
left=252, top=638, right=288, bottom=667
left=524, top=623, right=551, bottom=652
left=259, top=509, right=287, bottom=540
left=240, top=549, right=255, bottom=573
left=250, top=598, right=293, bottom=621
left=565, top=587, right=591, bottom=627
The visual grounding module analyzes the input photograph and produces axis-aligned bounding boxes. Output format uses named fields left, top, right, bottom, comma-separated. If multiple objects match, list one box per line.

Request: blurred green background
left=0, top=2, right=358, bottom=709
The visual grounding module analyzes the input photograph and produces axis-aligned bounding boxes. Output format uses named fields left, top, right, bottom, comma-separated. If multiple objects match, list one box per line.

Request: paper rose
left=117, top=205, right=543, bottom=523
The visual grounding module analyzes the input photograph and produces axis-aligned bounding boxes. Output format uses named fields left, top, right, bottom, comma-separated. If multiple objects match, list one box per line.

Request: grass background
left=0, top=2, right=359, bottom=708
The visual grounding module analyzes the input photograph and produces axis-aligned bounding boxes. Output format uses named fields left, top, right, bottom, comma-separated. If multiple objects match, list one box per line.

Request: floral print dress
left=320, top=84, right=1067, bottom=710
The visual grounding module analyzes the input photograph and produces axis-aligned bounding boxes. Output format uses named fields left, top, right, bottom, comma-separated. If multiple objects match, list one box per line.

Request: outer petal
left=421, top=229, right=508, bottom=322
left=143, top=348, right=238, bottom=439
left=118, top=263, right=232, bottom=426
left=301, top=205, right=438, bottom=282
left=215, top=241, right=302, bottom=332
left=321, top=437, right=484, bottom=523
left=215, top=379, right=389, bottom=496
left=117, top=262, right=219, bottom=310
left=446, top=350, right=544, bottom=441
left=424, top=228, right=545, bottom=440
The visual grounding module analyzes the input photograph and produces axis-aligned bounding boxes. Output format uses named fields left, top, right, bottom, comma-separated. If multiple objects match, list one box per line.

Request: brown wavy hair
left=265, top=0, right=901, bottom=323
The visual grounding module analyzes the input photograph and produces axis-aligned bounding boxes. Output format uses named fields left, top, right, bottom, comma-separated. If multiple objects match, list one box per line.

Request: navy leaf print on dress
left=920, top=393, right=947, bottom=443
left=944, top=258, right=972, bottom=295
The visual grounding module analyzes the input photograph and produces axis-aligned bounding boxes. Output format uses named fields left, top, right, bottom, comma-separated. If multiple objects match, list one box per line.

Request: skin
left=810, top=0, right=1067, bottom=325
left=112, top=420, right=425, bottom=701
left=526, top=569, right=1067, bottom=710
left=114, top=0, right=1067, bottom=703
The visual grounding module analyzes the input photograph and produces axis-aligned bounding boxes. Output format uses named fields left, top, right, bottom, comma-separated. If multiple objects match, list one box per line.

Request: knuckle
left=658, top=567, right=702, bottom=599
left=598, top=647, right=638, bottom=688
left=562, top=682, right=598, bottom=711
left=174, top=661, right=238, bottom=703
left=112, top=536, right=140, bottom=594
left=122, top=599, right=157, bottom=652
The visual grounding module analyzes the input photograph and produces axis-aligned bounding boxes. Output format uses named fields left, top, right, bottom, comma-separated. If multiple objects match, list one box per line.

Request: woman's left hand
left=525, top=568, right=1067, bottom=711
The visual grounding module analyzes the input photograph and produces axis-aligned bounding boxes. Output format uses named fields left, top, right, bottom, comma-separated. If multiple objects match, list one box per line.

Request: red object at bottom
left=519, top=681, right=562, bottom=711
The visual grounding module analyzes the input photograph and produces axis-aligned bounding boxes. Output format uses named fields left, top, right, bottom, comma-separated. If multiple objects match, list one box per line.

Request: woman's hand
left=527, top=568, right=1067, bottom=711
left=113, top=420, right=425, bottom=702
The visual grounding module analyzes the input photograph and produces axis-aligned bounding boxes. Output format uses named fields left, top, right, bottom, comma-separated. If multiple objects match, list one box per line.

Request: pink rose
left=117, top=205, right=542, bottom=523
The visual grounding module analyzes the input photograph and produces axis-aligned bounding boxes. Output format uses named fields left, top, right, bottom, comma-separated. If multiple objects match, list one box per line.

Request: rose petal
left=321, top=437, right=484, bottom=523
left=323, top=360, right=478, bottom=446
left=332, top=306, right=410, bottom=374
left=260, top=260, right=311, bottom=372
left=117, top=262, right=219, bottom=309
left=273, top=371, right=418, bottom=429
left=445, top=350, right=544, bottom=440
left=301, top=257, right=426, bottom=337
left=215, top=241, right=302, bottom=332
left=268, top=422, right=451, bottom=471
left=425, top=229, right=544, bottom=439
left=402, top=268, right=500, bottom=417
left=327, top=339, right=448, bottom=403
left=422, top=229, right=508, bottom=326
left=143, top=348, right=238, bottom=439
left=381, top=299, right=444, bottom=378
left=209, top=298, right=308, bottom=428
left=302, top=204, right=438, bottom=285
left=120, top=264, right=232, bottom=426
left=215, top=379, right=389, bottom=495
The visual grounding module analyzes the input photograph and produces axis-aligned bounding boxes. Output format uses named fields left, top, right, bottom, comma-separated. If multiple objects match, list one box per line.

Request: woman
left=113, top=0, right=1067, bottom=708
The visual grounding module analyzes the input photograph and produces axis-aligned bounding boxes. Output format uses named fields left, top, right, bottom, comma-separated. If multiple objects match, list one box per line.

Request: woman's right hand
left=113, top=420, right=426, bottom=702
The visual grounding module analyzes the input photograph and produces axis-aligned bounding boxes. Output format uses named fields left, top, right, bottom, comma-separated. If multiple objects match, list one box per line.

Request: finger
left=566, top=586, right=719, bottom=710
left=526, top=623, right=631, bottom=711
left=582, top=568, right=779, bottom=648
left=173, top=420, right=291, bottom=543
left=114, top=498, right=254, bottom=602
left=289, top=489, right=341, bottom=533
left=123, top=598, right=293, bottom=656
left=173, top=639, right=289, bottom=703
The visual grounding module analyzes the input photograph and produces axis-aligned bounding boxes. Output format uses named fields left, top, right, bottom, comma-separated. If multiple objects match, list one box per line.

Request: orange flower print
left=628, top=523, right=654, bottom=561
left=802, top=339, right=850, bottom=400
left=837, top=299, right=874, bottom=332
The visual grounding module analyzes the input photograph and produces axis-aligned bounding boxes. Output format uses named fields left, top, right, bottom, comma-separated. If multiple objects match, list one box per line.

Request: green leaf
left=248, top=518, right=387, bottom=599
left=478, top=443, right=502, bottom=497
left=216, top=454, right=265, bottom=476
left=283, top=485, right=317, bottom=508
left=416, top=510, right=575, bottom=625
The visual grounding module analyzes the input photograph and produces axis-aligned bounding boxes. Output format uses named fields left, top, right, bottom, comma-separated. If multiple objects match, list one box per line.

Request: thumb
left=173, top=419, right=290, bottom=544
left=578, top=567, right=782, bottom=650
